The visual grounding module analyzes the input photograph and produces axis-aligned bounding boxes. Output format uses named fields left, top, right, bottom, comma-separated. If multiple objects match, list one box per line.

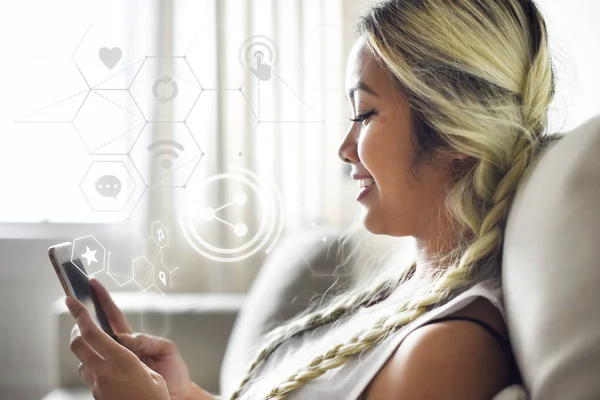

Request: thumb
left=117, top=332, right=144, bottom=355
left=117, top=332, right=173, bottom=357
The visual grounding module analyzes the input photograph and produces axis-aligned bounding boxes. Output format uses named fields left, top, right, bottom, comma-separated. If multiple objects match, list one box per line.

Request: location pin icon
left=159, top=271, right=167, bottom=287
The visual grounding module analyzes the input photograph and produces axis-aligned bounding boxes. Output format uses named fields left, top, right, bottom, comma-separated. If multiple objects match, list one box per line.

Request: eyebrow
left=347, top=80, right=379, bottom=100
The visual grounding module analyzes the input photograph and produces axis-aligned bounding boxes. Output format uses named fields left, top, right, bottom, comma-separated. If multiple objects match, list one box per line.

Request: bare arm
left=365, top=319, right=510, bottom=400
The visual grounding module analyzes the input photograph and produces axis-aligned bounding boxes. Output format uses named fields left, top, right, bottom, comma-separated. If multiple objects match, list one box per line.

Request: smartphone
left=48, top=241, right=120, bottom=343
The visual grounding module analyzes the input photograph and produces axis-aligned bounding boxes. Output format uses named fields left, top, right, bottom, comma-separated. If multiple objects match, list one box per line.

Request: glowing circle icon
left=179, top=166, right=284, bottom=263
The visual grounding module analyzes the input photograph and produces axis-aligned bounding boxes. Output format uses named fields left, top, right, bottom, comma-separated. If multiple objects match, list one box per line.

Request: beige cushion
left=219, top=226, right=356, bottom=394
left=503, top=114, right=600, bottom=399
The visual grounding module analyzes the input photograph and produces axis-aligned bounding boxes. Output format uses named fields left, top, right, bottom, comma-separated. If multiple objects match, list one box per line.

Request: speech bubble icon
left=95, top=175, right=122, bottom=199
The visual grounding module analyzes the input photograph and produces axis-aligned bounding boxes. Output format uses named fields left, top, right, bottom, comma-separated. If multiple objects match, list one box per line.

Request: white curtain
left=147, top=0, right=373, bottom=293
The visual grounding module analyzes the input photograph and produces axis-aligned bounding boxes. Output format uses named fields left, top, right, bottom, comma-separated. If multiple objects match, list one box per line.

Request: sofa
left=43, top=114, right=600, bottom=399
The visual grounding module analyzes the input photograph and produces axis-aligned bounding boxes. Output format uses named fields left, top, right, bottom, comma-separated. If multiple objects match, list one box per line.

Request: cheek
left=356, top=128, right=382, bottom=166
left=358, top=127, right=408, bottom=180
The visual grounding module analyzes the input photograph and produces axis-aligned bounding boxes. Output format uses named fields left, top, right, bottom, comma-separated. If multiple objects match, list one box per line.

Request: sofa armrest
left=503, top=115, right=600, bottom=399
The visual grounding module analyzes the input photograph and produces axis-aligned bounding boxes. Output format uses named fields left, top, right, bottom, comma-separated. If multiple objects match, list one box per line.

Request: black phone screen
left=62, top=258, right=120, bottom=342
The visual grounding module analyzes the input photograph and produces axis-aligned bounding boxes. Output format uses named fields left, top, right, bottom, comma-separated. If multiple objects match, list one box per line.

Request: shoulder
left=364, top=296, right=510, bottom=400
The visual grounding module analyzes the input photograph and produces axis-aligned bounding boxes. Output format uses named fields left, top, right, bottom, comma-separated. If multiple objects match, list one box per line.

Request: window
left=1, top=0, right=362, bottom=292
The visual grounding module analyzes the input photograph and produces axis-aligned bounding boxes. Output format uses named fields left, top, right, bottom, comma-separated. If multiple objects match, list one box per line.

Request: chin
left=362, top=209, right=409, bottom=237
left=361, top=209, right=387, bottom=235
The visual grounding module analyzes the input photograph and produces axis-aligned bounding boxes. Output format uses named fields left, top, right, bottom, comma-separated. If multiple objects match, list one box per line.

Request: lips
left=356, top=183, right=375, bottom=201
left=351, top=173, right=374, bottom=180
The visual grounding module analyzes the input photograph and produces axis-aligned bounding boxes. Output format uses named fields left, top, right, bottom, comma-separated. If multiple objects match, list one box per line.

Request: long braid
left=265, top=292, right=441, bottom=399
left=228, top=262, right=417, bottom=400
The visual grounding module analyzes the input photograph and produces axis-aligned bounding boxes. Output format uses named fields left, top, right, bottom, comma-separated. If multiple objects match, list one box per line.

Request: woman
left=66, top=0, right=564, bottom=398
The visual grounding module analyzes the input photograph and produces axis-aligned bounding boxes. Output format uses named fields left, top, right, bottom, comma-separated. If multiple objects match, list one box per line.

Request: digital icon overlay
left=153, top=75, right=179, bottom=104
left=98, top=47, right=122, bottom=70
left=79, top=160, right=140, bottom=212
left=179, top=166, right=284, bottom=263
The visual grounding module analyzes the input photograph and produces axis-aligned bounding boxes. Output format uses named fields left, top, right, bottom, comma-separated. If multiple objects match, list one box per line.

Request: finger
left=118, top=332, right=175, bottom=358
left=78, top=362, right=95, bottom=388
left=70, top=324, right=104, bottom=368
left=89, top=278, right=133, bottom=334
left=66, top=296, right=121, bottom=360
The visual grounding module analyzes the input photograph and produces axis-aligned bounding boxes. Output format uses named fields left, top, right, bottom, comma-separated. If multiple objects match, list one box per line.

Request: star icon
left=82, top=246, right=98, bottom=267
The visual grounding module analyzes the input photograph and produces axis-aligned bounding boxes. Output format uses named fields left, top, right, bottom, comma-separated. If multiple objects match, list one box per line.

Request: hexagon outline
left=129, top=57, right=202, bottom=122
left=132, top=256, right=155, bottom=291
left=73, top=89, right=146, bottom=154
left=130, top=122, right=203, bottom=187
left=72, top=24, right=147, bottom=90
left=151, top=221, right=169, bottom=248
left=79, top=160, right=137, bottom=212
left=70, top=235, right=106, bottom=277
left=106, top=249, right=135, bottom=287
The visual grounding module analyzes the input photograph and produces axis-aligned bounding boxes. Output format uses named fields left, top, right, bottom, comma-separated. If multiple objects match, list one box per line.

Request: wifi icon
left=147, top=139, right=185, bottom=169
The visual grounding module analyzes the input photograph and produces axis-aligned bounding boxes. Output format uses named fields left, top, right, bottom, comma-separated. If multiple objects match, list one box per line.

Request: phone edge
left=48, top=243, right=75, bottom=298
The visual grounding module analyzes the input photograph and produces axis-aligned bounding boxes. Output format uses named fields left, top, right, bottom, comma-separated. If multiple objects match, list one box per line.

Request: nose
left=338, top=126, right=358, bottom=165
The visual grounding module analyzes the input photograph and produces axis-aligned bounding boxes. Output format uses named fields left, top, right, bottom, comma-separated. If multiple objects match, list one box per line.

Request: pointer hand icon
left=251, top=54, right=271, bottom=81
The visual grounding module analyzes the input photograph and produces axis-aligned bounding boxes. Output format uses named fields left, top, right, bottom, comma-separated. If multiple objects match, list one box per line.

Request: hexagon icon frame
left=154, top=257, right=177, bottom=292
left=151, top=221, right=169, bottom=248
left=72, top=24, right=148, bottom=90
left=71, top=235, right=106, bottom=277
left=129, top=122, right=204, bottom=187
left=129, top=56, right=203, bottom=122
left=79, top=157, right=147, bottom=219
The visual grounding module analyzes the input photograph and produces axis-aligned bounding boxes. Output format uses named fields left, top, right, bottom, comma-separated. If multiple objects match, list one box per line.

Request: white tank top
left=223, top=277, right=505, bottom=400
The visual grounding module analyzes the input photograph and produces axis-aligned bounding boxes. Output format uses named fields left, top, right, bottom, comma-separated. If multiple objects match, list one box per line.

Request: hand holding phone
left=49, top=242, right=201, bottom=399
left=48, top=242, right=120, bottom=342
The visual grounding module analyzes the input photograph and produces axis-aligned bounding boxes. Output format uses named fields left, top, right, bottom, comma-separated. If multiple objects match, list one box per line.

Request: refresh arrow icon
left=153, top=75, right=179, bottom=104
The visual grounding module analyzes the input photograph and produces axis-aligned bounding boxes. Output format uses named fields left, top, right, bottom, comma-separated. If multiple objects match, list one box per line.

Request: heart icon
left=98, top=47, right=122, bottom=70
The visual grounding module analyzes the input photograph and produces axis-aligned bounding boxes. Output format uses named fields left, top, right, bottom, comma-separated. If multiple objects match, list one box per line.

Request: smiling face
left=338, top=36, right=458, bottom=239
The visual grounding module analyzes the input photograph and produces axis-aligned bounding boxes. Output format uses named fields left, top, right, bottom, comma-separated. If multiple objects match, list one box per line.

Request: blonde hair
left=229, top=0, right=564, bottom=398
